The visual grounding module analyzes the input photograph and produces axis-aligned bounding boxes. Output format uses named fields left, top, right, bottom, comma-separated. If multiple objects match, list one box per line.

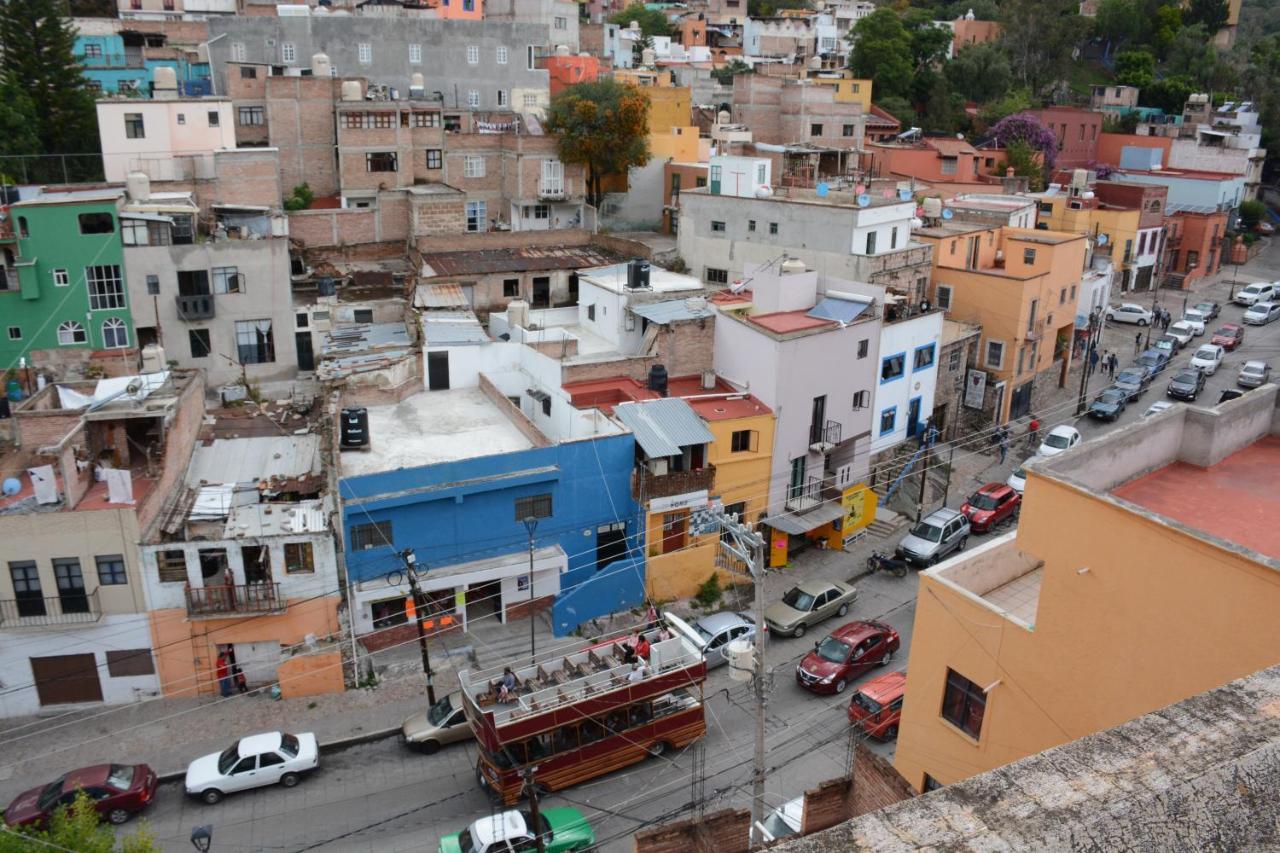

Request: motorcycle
left=866, top=551, right=909, bottom=578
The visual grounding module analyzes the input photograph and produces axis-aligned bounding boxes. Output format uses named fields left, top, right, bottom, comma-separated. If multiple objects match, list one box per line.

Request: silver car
left=896, top=508, right=970, bottom=567
left=764, top=580, right=858, bottom=638
left=667, top=610, right=757, bottom=669
left=401, top=693, right=472, bottom=753
left=1238, top=360, right=1271, bottom=389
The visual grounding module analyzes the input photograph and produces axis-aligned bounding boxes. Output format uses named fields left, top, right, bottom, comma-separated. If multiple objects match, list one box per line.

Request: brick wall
left=503, top=594, right=552, bottom=621
left=413, top=193, right=468, bottom=236
left=209, top=149, right=283, bottom=208
left=137, top=371, right=206, bottom=534
left=267, top=76, right=344, bottom=197
left=633, top=808, right=751, bottom=853
left=851, top=742, right=915, bottom=815
left=13, top=408, right=82, bottom=451
left=800, top=777, right=853, bottom=836
left=562, top=321, right=714, bottom=384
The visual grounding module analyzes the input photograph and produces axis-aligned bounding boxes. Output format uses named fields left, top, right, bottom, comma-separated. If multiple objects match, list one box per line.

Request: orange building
left=662, top=161, right=709, bottom=234
left=1163, top=208, right=1229, bottom=288
left=950, top=17, right=1001, bottom=55
left=869, top=137, right=1003, bottom=184
left=542, top=53, right=602, bottom=96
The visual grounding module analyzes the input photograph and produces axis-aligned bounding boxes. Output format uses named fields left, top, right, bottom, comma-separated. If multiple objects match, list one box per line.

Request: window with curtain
left=235, top=320, right=275, bottom=364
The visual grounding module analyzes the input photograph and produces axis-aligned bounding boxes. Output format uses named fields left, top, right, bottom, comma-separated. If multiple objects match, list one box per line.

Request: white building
left=96, top=94, right=237, bottom=183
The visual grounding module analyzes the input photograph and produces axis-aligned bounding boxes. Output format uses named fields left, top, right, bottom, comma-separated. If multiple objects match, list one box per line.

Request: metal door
left=232, top=641, right=280, bottom=687
left=427, top=351, right=450, bottom=390
left=295, top=331, right=315, bottom=371
left=31, top=654, right=103, bottom=705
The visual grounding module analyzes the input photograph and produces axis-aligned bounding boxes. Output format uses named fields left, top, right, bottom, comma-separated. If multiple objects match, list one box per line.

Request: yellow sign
left=841, top=485, right=876, bottom=533
left=454, top=589, right=466, bottom=609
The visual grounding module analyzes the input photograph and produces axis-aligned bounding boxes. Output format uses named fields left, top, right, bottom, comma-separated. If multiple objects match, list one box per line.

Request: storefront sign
left=840, top=485, right=876, bottom=548
left=649, top=490, right=709, bottom=513
left=964, top=368, right=988, bottom=409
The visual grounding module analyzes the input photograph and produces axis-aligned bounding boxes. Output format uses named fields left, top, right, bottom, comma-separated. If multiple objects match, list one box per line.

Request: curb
left=155, top=725, right=403, bottom=785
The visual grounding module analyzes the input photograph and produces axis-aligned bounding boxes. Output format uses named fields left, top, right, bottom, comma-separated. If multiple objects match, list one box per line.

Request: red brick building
left=1027, top=106, right=1103, bottom=169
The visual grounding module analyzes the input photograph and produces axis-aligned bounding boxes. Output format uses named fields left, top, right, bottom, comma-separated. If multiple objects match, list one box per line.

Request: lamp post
left=523, top=517, right=538, bottom=660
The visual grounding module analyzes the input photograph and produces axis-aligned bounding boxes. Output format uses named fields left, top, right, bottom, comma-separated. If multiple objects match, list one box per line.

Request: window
left=208, top=111, right=220, bottom=127
left=852, top=389, right=870, bottom=410
left=756, top=164, right=766, bottom=183
left=497, top=90, right=507, bottom=108
left=96, top=555, right=128, bottom=586
left=842, top=124, right=855, bottom=137
left=235, top=320, right=275, bottom=364
left=866, top=231, right=877, bottom=254
left=238, top=65, right=255, bottom=79
left=705, top=267, right=728, bottom=284
left=554, top=15, right=567, bottom=28
left=409, top=43, right=422, bottom=64
left=527, top=45, right=536, bottom=70
left=748, top=220, right=756, bottom=232
left=238, top=106, right=264, bottom=126
left=281, top=42, right=296, bottom=63
left=350, top=521, right=393, bottom=551
left=1022, top=248, right=1036, bottom=265
left=122, top=218, right=151, bottom=246
left=890, top=226, right=898, bottom=249
left=857, top=339, right=869, bottom=359
left=941, top=668, right=986, bottom=739
left=1059, top=287, right=1066, bottom=305
left=188, top=329, right=211, bottom=359
left=497, top=46, right=509, bottom=64
left=106, top=650, right=154, bottom=677
left=935, top=285, right=952, bottom=311
left=157, top=551, right=187, bottom=583
left=985, top=340, right=1005, bottom=369
left=370, top=113, right=394, bottom=129
left=57, top=320, right=86, bottom=346
left=586, top=304, right=596, bottom=321
left=711, top=220, right=726, bottom=232
left=1027, top=298, right=1037, bottom=331
left=53, top=559, right=88, bottom=614
left=52, top=268, right=69, bottom=287
left=515, top=494, right=553, bottom=522
left=358, top=43, right=372, bottom=65
left=923, top=774, right=943, bottom=792
left=523, top=93, right=538, bottom=109
left=366, top=152, right=398, bottom=172
left=769, top=222, right=778, bottom=235
left=178, top=269, right=209, bottom=296
left=879, top=407, right=896, bottom=435
left=503, top=279, right=520, bottom=298
left=467, top=45, right=479, bottom=64
left=465, top=201, right=486, bottom=232
left=231, top=42, right=246, bottom=62
left=913, top=343, right=935, bottom=370
left=417, top=148, right=440, bottom=173
left=125, top=113, right=144, bottom=139
left=87, top=265, right=124, bottom=310
left=102, top=318, right=128, bottom=349
left=1037, top=201, right=1053, bottom=214
left=463, top=155, right=485, bottom=178
left=948, top=348, right=962, bottom=372
left=880, top=353, right=905, bottom=383
left=6, top=327, right=19, bottom=341
left=467, top=90, right=480, bottom=108
left=284, top=542, right=315, bottom=574
left=810, top=123, right=823, bottom=136
left=414, top=112, right=440, bottom=127
left=730, top=430, right=757, bottom=452
left=528, top=204, right=549, bottom=219
left=353, top=309, right=374, bottom=323
left=78, top=212, right=115, bottom=235
left=296, top=312, right=309, bottom=329
left=213, top=266, right=241, bottom=294
left=83, top=43, right=103, bottom=58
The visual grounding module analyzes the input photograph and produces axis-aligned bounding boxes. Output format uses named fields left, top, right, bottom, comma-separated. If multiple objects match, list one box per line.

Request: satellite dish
left=941, top=208, right=954, bottom=220
left=856, top=193, right=871, bottom=208
left=898, top=188, right=912, bottom=201
left=1097, top=233, right=1109, bottom=246
left=816, top=182, right=829, bottom=197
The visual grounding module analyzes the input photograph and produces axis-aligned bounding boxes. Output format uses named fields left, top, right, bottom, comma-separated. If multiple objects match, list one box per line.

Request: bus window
left=553, top=725, right=579, bottom=754
left=604, top=710, right=627, bottom=734
left=579, top=719, right=604, bottom=745
left=629, top=702, right=652, bottom=728
left=495, top=742, right=526, bottom=768
left=526, top=734, right=550, bottom=762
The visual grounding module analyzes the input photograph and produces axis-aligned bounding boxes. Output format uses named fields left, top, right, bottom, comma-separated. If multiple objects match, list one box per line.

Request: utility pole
left=1076, top=311, right=1100, bottom=416
left=523, top=517, right=539, bottom=660
left=941, top=443, right=956, bottom=507
left=398, top=549, right=436, bottom=705
left=524, top=767, right=547, bottom=853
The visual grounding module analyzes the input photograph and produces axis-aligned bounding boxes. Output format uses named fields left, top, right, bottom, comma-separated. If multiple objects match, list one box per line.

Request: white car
left=754, top=797, right=804, bottom=844
left=1234, top=282, right=1276, bottom=306
left=1238, top=360, right=1271, bottom=389
left=1105, top=303, right=1153, bottom=326
left=1166, top=321, right=1195, bottom=346
left=1189, top=344, right=1225, bottom=375
left=1037, top=425, right=1081, bottom=458
left=1143, top=400, right=1175, bottom=417
left=1006, top=465, right=1027, bottom=493
left=1180, top=309, right=1207, bottom=336
left=185, top=731, right=319, bottom=804
left=1243, top=301, right=1280, bottom=325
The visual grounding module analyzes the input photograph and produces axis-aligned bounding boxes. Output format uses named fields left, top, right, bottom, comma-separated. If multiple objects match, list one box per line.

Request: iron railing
left=186, top=582, right=283, bottom=617
left=0, top=589, right=102, bottom=627
left=632, top=464, right=716, bottom=501
left=175, top=293, right=215, bottom=320
left=809, top=419, right=842, bottom=448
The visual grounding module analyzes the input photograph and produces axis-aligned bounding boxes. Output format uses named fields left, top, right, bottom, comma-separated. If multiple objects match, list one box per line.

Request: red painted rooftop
left=562, top=374, right=771, bottom=421
left=747, top=309, right=836, bottom=335
left=1110, top=435, right=1280, bottom=560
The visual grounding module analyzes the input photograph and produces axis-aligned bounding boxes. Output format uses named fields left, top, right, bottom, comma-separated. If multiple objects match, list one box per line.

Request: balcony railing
left=175, top=293, right=215, bottom=320
left=0, top=589, right=102, bottom=627
left=538, top=182, right=567, bottom=201
left=632, top=464, right=716, bottom=501
left=809, top=419, right=842, bottom=451
left=186, top=582, right=284, bottom=618
left=785, top=475, right=838, bottom=513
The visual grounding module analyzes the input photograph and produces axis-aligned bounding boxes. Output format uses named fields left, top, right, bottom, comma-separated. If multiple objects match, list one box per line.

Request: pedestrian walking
left=1162, top=311, right=1171, bottom=332
left=1088, top=347, right=1100, bottom=376
left=1135, top=332, right=1143, bottom=354
left=998, top=432, right=1009, bottom=464
left=1109, top=352, right=1119, bottom=377
left=1028, top=416, right=1040, bottom=448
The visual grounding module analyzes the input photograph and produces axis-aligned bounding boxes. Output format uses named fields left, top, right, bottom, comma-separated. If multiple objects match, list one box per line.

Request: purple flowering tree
left=991, top=112, right=1058, bottom=169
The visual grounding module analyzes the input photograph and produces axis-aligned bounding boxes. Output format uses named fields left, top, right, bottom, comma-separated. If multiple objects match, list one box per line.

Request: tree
left=1239, top=199, right=1267, bottom=229
left=0, top=791, right=156, bottom=853
left=607, top=4, right=670, bottom=37
left=847, top=9, right=915, bottom=99
left=1150, top=3, right=1183, bottom=56
left=947, top=42, right=1012, bottom=103
left=1114, top=48, right=1156, bottom=89
left=1139, top=74, right=1195, bottom=112
left=901, top=7, right=954, bottom=71
left=919, top=71, right=963, bottom=133
left=545, top=80, right=651, bottom=210
left=1094, top=0, right=1143, bottom=53
left=999, top=140, right=1046, bottom=190
left=0, top=0, right=102, bottom=182
left=710, top=59, right=753, bottom=85
left=748, top=0, right=809, bottom=17
left=1163, top=23, right=1224, bottom=86
left=0, top=80, right=40, bottom=162
left=977, top=87, right=1033, bottom=129
left=991, top=112, right=1059, bottom=170
left=999, top=0, right=1089, bottom=95
left=1185, top=0, right=1229, bottom=33
left=876, top=95, right=915, bottom=126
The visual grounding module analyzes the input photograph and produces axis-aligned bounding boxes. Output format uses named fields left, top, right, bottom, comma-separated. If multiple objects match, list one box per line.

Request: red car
left=1210, top=324, right=1245, bottom=351
left=959, top=483, right=1021, bottom=533
left=4, top=764, right=157, bottom=828
left=795, top=621, right=900, bottom=695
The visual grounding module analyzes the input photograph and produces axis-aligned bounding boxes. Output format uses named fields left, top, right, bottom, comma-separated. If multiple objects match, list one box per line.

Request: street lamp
left=523, top=517, right=538, bottom=660
left=190, top=826, right=213, bottom=852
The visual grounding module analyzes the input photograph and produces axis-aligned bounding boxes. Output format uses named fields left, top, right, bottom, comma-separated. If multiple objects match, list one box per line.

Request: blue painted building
left=75, top=32, right=211, bottom=97
left=338, top=384, right=644, bottom=639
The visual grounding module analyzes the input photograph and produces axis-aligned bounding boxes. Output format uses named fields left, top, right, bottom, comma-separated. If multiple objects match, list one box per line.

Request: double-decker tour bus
left=459, top=616, right=708, bottom=804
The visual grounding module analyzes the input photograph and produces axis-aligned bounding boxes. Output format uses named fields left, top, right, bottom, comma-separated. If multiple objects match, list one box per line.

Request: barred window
left=515, top=494, right=552, bottom=522
left=351, top=521, right=392, bottom=551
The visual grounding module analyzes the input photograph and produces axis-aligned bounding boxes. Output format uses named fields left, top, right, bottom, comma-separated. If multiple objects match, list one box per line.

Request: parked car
left=1210, top=324, right=1245, bottom=351
left=1180, top=309, right=1208, bottom=335
left=895, top=508, right=970, bottom=567
left=1238, top=360, right=1271, bottom=389
left=401, top=694, right=472, bottom=754
left=1037, top=424, right=1082, bottom=458
left=1153, top=334, right=1182, bottom=357
left=1189, top=344, right=1225, bottom=375
left=765, top=580, right=858, bottom=639
left=672, top=610, right=757, bottom=667
left=1257, top=221, right=1277, bottom=236
left=438, top=808, right=595, bottom=853
left=1088, top=387, right=1128, bottom=421
left=4, top=764, right=157, bottom=828
left=1166, top=321, right=1196, bottom=346
left=1134, top=349, right=1170, bottom=376
left=795, top=620, right=900, bottom=694
left=1006, top=465, right=1027, bottom=493
left=1167, top=368, right=1207, bottom=401
left=753, top=797, right=804, bottom=845
left=960, top=483, right=1022, bottom=533
left=1144, top=400, right=1176, bottom=417
left=1105, top=303, right=1152, bottom=325
left=1113, top=367, right=1152, bottom=399
left=1243, top=301, right=1280, bottom=325
left=185, top=732, right=319, bottom=804
left=1234, top=282, right=1276, bottom=306
left=847, top=670, right=907, bottom=741
left=1192, top=300, right=1221, bottom=320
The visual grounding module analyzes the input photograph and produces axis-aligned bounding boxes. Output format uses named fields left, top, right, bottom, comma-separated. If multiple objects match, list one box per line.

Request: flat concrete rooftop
left=340, top=387, right=533, bottom=477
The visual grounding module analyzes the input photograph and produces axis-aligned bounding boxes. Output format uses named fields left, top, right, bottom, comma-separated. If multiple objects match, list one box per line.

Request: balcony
left=809, top=419, right=842, bottom=453
left=0, top=589, right=102, bottom=628
left=175, top=293, right=215, bottom=320
left=632, top=463, right=716, bottom=501
left=785, top=475, right=838, bottom=513
left=186, top=582, right=284, bottom=618
left=537, top=182, right=567, bottom=201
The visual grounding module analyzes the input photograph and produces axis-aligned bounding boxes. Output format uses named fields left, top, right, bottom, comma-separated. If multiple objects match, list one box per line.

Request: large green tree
left=1113, top=48, right=1157, bottom=89
left=607, top=3, right=670, bottom=37
left=847, top=9, right=914, bottom=99
left=999, top=0, right=1088, bottom=95
left=946, top=42, right=1012, bottom=103
left=1184, top=0, right=1229, bottom=33
left=545, top=80, right=651, bottom=210
left=0, top=0, right=101, bottom=182
left=901, top=7, right=954, bottom=71
left=1094, top=0, right=1144, bottom=53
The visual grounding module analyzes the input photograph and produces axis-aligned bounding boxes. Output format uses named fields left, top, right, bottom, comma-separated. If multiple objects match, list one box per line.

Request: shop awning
left=763, top=501, right=846, bottom=535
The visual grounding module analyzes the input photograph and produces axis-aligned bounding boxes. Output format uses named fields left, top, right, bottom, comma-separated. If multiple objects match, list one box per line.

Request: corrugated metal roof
left=414, top=283, right=472, bottom=309
left=423, top=313, right=490, bottom=345
left=763, top=501, right=846, bottom=534
left=224, top=499, right=329, bottom=538
left=629, top=298, right=712, bottom=324
left=420, top=244, right=618, bottom=277
left=186, top=436, right=322, bottom=487
left=320, top=322, right=411, bottom=355
left=614, top=398, right=713, bottom=458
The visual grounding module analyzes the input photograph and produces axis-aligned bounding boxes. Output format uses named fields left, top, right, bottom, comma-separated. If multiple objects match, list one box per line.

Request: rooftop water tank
left=726, top=638, right=754, bottom=682
left=311, top=53, right=332, bottom=77
left=781, top=257, right=807, bottom=275
left=648, top=364, right=668, bottom=396
left=152, top=66, right=178, bottom=99
left=126, top=171, right=151, bottom=204
left=340, top=80, right=363, bottom=102
left=555, top=44, right=571, bottom=56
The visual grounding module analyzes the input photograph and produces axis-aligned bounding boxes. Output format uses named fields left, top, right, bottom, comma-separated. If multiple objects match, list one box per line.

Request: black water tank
left=340, top=407, right=369, bottom=448
left=627, top=259, right=651, bottom=290
left=648, top=364, right=668, bottom=397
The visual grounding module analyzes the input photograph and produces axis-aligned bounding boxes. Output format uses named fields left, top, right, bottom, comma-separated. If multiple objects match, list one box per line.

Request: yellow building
left=915, top=223, right=1089, bottom=423
left=809, top=74, right=873, bottom=112
left=894, top=389, right=1280, bottom=793
left=1031, top=190, right=1142, bottom=292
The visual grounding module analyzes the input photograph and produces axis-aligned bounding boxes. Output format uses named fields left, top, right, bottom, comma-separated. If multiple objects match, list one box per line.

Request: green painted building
left=1, top=189, right=134, bottom=374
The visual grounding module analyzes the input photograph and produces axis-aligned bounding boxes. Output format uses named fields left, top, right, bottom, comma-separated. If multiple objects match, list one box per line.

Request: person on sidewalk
left=1109, top=352, right=1119, bottom=377
left=1028, top=416, right=1040, bottom=446
left=1135, top=332, right=1143, bottom=354
left=216, top=652, right=233, bottom=698
left=998, top=432, right=1009, bottom=464
left=1088, top=347, right=1100, bottom=376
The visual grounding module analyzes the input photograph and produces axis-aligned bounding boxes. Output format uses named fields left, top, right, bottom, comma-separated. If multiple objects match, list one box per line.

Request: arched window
left=102, top=317, right=127, bottom=349
left=57, top=320, right=86, bottom=346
